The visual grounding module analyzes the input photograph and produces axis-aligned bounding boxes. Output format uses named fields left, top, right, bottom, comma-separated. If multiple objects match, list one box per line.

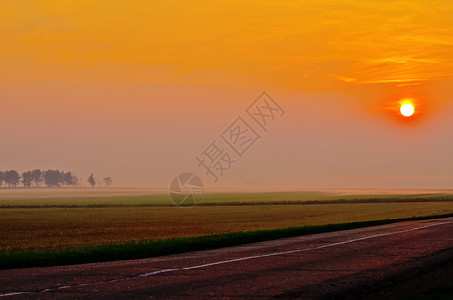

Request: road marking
left=0, top=219, right=451, bottom=297
left=138, top=220, right=452, bottom=275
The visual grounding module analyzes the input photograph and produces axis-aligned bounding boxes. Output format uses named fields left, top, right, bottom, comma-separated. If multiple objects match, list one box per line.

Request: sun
left=400, top=103, right=415, bottom=117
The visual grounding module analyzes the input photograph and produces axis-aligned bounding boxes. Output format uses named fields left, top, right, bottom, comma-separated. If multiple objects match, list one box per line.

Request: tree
left=43, top=169, right=62, bottom=187
left=62, top=171, right=76, bottom=186
left=22, top=171, right=33, bottom=187
left=31, top=169, right=43, bottom=187
left=4, top=170, right=21, bottom=187
left=0, top=169, right=82, bottom=188
left=103, top=177, right=112, bottom=187
left=87, top=173, right=96, bottom=187
left=71, top=174, right=79, bottom=187
left=62, top=171, right=79, bottom=187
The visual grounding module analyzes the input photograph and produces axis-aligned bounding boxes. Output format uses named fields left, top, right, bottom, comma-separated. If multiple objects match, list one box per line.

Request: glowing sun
left=400, top=103, right=415, bottom=117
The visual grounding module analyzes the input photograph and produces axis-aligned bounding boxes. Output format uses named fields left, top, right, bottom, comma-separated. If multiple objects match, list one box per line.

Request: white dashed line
left=0, top=220, right=451, bottom=297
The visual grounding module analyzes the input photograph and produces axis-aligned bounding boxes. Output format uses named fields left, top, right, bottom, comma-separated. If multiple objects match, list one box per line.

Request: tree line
left=0, top=170, right=113, bottom=188
left=0, top=169, right=79, bottom=188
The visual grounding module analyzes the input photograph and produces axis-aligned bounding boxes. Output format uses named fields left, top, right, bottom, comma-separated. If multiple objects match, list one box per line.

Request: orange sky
left=1, top=1, right=453, bottom=188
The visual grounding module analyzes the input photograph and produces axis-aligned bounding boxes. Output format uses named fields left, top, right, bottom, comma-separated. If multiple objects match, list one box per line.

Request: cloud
left=1, top=0, right=453, bottom=89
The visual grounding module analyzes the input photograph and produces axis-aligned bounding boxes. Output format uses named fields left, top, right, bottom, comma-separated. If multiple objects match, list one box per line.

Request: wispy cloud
left=1, top=0, right=453, bottom=88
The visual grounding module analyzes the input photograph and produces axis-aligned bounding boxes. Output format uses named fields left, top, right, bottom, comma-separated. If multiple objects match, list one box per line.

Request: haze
left=1, top=0, right=453, bottom=189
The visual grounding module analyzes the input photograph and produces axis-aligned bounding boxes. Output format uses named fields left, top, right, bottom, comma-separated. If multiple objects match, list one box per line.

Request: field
left=1, top=188, right=453, bottom=253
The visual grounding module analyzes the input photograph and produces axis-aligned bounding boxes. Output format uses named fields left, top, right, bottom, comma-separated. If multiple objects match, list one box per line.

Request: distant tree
left=0, top=171, right=4, bottom=187
left=62, top=171, right=72, bottom=186
left=0, top=169, right=82, bottom=188
left=4, top=170, right=21, bottom=187
left=62, top=171, right=79, bottom=187
left=31, top=169, right=43, bottom=187
left=71, top=174, right=79, bottom=187
left=43, top=169, right=62, bottom=187
left=87, top=173, right=96, bottom=187
left=22, top=171, right=33, bottom=187
left=103, top=177, right=112, bottom=187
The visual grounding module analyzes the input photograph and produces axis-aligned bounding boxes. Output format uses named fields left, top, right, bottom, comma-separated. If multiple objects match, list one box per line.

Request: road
left=1, top=217, right=452, bottom=299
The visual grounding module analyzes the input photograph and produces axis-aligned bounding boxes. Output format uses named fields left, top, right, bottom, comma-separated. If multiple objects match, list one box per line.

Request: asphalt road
left=1, top=217, right=452, bottom=299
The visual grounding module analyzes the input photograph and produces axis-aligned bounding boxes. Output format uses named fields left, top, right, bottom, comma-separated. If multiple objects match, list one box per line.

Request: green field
left=1, top=188, right=453, bottom=207
left=1, top=189, right=453, bottom=253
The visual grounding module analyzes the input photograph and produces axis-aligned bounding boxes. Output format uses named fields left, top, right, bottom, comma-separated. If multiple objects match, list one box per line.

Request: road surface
left=1, top=217, right=452, bottom=299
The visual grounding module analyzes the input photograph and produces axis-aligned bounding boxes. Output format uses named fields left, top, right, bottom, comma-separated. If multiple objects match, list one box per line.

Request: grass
left=1, top=213, right=452, bottom=270
left=1, top=190, right=453, bottom=207
left=1, top=202, right=453, bottom=253
left=1, top=189, right=452, bottom=269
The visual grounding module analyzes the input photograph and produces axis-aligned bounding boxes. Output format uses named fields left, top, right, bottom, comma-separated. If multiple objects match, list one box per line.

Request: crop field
left=1, top=188, right=453, bottom=207
left=1, top=188, right=453, bottom=253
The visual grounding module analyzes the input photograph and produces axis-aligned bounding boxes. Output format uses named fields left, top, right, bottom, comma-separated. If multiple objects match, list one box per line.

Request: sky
left=1, top=0, right=453, bottom=189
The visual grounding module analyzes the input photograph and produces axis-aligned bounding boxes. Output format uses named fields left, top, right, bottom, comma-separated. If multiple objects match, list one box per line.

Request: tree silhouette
left=31, top=169, right=43, bottom=187
left=22, top=171, right=33, bottom=187
left=87, top=173, right=96, bottom=187
left=4, top=170, right=21, bottom=187
left=103, top=177, right=112, bottom=187
left=62, top=171, right=79, bottom=186
left=73, top=174, right=79, bottom=187
left=43, top=169, right=62, bottom=187
left=0, top=169, right=82, bottom=188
